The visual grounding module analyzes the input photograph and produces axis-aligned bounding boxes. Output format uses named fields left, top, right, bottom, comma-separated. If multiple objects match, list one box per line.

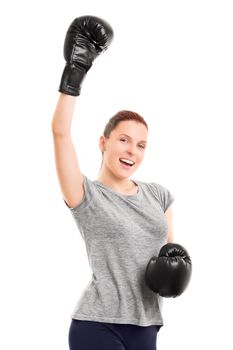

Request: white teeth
left=120, top=158, right=135, bottom=165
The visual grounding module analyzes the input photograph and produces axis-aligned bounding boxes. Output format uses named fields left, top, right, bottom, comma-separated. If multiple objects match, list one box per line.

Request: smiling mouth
left=119, top=159, right=135, bottom=168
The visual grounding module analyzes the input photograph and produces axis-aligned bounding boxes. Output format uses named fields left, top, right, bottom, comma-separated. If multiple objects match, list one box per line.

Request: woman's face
left=99, top=120, right=148, bottom=179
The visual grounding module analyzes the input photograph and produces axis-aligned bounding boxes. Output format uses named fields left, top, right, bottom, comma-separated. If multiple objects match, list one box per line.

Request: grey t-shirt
left=64, top=174, right=174, bottom=327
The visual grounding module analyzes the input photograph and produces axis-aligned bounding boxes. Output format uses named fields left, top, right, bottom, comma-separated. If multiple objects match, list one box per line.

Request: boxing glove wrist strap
left=59, top=63, right=88, bottom=96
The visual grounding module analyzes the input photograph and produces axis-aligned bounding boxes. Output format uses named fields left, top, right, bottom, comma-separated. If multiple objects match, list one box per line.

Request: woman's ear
left=99, top=135, right=106, bottom=152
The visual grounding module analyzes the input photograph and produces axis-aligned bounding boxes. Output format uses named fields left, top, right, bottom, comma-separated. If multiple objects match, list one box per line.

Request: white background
left=1, top=0, right=232, bottom=349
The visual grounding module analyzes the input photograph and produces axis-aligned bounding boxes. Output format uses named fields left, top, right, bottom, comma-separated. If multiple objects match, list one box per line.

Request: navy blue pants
left=68, top=319, right=161, bottom=350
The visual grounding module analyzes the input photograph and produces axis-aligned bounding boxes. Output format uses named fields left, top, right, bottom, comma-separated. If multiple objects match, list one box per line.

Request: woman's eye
left=120, top=139, right=145, bottom=149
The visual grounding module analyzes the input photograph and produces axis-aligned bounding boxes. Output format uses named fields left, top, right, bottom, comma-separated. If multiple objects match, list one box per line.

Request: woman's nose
left=126, top=145, right=137, bottom=156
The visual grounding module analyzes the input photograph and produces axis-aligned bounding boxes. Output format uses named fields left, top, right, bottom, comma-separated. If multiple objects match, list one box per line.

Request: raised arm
left=51, top=94, right=84, bottom=209
left=51, top=16, right=114, bottom=209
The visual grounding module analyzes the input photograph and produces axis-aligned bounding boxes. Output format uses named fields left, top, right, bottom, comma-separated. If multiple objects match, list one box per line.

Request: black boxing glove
left=58, top=15, right=114, bottom=96
left=145, top=243, right=192, bottom=297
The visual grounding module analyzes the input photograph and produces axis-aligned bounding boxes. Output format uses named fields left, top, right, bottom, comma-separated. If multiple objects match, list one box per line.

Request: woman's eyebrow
left=120, top=134, right=147, bottom=143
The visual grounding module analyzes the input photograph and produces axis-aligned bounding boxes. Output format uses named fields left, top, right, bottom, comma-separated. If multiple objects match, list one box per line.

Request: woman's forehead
left=114, top=121, right=148, bottom=139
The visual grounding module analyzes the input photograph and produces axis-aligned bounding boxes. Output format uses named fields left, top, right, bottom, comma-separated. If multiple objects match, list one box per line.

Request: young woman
left=52, top=16, right=174, bottom=350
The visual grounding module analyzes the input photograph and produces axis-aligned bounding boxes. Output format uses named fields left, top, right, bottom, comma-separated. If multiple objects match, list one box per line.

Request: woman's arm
left=51, top=93, right=76, bottom=135
left=51, top=17, right=113, bottom=208
left=165, top=207, right=174, bottom=243
left=51, top=93, right=84, bottom=209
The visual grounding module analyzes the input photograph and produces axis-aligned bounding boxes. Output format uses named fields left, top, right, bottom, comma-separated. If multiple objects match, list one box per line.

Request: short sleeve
left=157, top=183, right=174, bottom=212
left=150, top=182, right=175, bottom=212
left=63, top=174, right=94, bottom=212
